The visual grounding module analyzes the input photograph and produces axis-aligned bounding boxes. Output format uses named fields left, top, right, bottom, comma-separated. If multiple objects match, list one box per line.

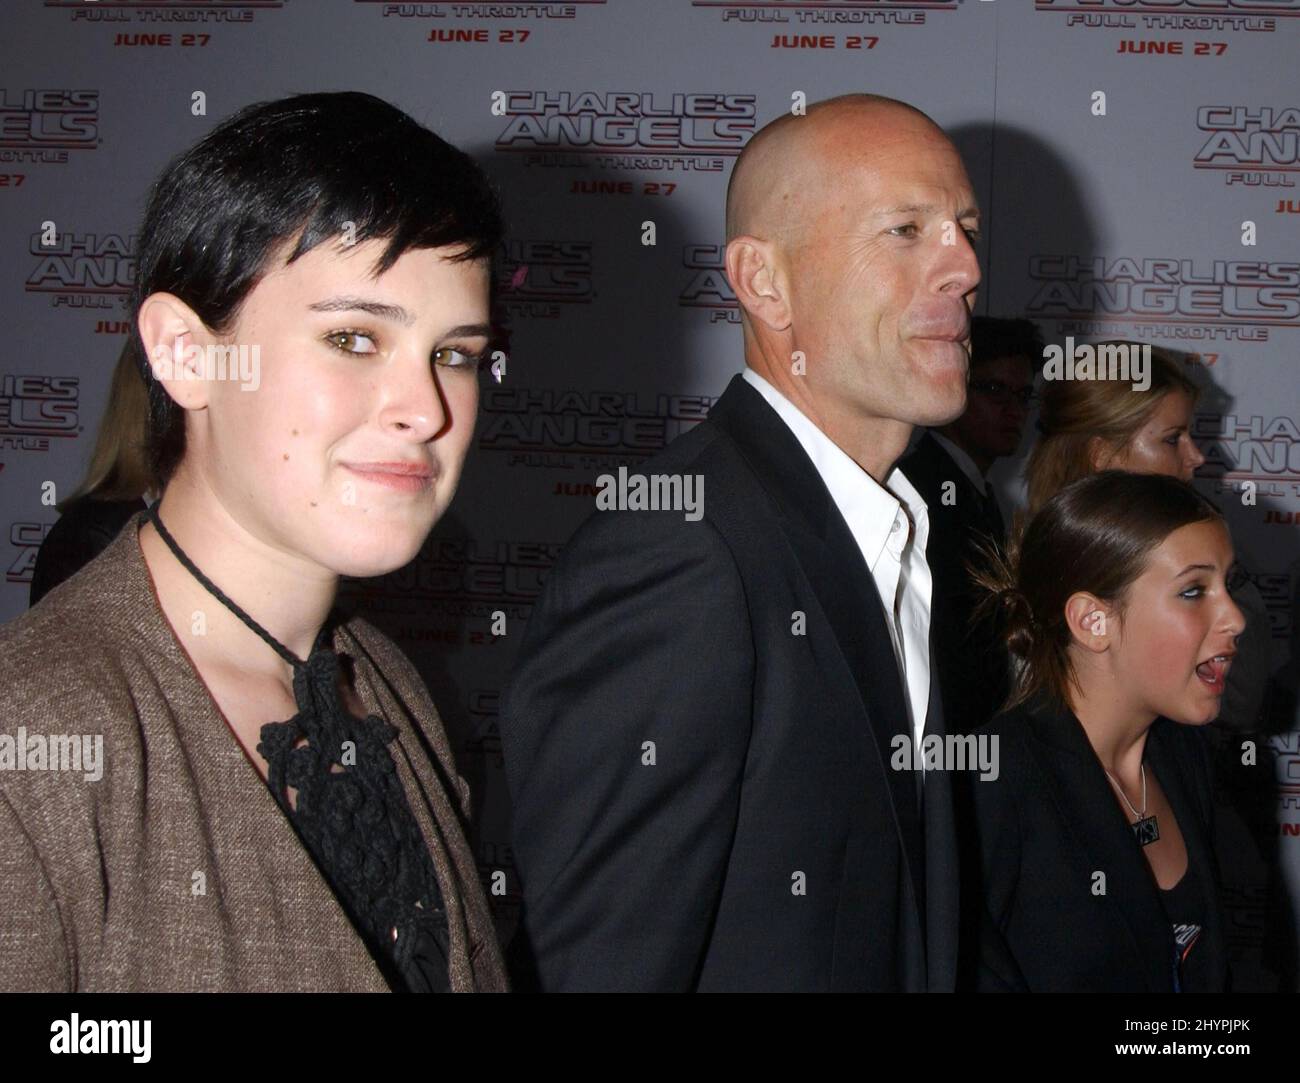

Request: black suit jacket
left=501, top=375, right=959, bottom=991
left=972, top=697, right=1228, bottom=992
left=899, top=432, right=1007, bottom=736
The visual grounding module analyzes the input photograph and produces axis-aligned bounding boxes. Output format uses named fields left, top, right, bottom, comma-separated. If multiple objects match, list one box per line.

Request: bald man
left=501, top=95, right=981, bottom=991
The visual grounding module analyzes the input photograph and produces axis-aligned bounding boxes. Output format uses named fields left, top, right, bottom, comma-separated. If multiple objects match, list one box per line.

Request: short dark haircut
left=129, top=91, right=504, bottom=486
left=973, top=471, right=1225, bottom=712
left=970, top=316, right=1044, bottom=374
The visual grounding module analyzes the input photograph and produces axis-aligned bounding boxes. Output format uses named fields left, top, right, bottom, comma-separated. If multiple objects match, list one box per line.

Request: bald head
left=720, top=92, right=980, bottom=480
left=725, top=95, right=946, bottom=247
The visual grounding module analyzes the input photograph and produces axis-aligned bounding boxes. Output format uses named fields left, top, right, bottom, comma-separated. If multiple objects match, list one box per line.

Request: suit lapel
left=922, top=651, right=959, bottom=990
left=1026, top=700, right=1174, bottom=991
left=708, top=377, right=926, bottom=910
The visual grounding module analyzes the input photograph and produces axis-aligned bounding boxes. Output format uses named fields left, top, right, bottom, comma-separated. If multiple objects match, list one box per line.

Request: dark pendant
left=1132, top=815, right=1160, bottom=847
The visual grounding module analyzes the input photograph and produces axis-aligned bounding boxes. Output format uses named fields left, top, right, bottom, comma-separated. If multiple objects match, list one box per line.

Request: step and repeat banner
left=2, top=0, right=1297, bottom=988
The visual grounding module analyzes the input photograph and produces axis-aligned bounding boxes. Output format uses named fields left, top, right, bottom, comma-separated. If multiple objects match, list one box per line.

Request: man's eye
left=434, top=346, right=482, bottom=369
left=889, top=224, right=919, bottom=237
left=326, top=330, right=377, bottom=355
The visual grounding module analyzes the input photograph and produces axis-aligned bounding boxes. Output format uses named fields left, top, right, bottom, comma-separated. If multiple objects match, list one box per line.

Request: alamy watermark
left=891, top=731, right=1000, bottom=781
left=149, top=342, right=261, bottom=391
left=50, top=1014, right=151, bottom=1063
left=0, top=728, right=103, bottom=782
left=1042, top=337, right=1150, bottom=391
left=594, top=466, right=704, bottom=522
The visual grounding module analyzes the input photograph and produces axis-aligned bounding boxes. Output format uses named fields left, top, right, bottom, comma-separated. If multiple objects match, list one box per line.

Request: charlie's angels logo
left=679, top=244, right=738, bottom=322
left=342, top=538, right=560, bottom=622
left=6, top=522, right=51, bottom=584
left=496, top=240, right=592, bottom=320
left=478, top=386, right=714, bottom=467
left=1197, top=413, right=1300, bottom=485
left=0, top=90, right=98, bottom=164
left=27, top=231, right=134, bottom=310
left=0, top=375, right=80, bottom=451
left=1024, top=255, right=1299, bottom=337
left=493, top=91, right=756, bottom=171
left=1196, top=105, right=1300, bottom=185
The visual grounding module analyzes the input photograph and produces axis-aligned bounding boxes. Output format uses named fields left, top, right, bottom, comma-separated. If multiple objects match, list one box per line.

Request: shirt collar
left=742, top=367, right=929, bottom=571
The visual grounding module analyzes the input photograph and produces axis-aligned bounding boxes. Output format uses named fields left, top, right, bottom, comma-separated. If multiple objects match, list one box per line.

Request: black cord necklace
left=146, top=504, right=452, bottom=991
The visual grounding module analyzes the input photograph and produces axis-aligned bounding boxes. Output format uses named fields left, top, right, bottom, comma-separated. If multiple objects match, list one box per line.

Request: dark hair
left=972, top=471, right=1225, bottom=712
left=970, top=316, right=1044, bottom=373
left=129, top=91, right=504, bottom=486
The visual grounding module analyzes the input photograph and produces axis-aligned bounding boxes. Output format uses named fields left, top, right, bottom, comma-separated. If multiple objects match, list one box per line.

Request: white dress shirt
left=742, top=368, right=933, bottom=768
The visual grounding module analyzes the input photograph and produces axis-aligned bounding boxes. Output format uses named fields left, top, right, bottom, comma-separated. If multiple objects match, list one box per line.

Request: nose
left=1185, top=436, right=1206, bottom=474
left=1221, top=589, right=1247, bottom=642
left=934, top=223, right=981, bottom=297
left=377, top=354, right=449, bottom=443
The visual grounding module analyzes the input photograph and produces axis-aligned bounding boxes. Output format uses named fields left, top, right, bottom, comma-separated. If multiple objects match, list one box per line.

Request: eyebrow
left=308, top=297, right=493, bottom=340
left=309, top=296, right=415, bottom=326
left=873, top=203, right=980, bottom=219
left=442, top=323, right=495, bottom=340
left=1174, top=563, right=1215, bottom=576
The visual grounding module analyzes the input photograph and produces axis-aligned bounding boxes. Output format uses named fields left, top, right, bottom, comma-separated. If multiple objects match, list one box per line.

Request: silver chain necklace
left=1105, top=764, right=1160, bottom=846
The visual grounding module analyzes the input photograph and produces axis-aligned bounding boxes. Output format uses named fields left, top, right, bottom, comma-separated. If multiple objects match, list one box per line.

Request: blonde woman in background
left=29, top=339, right=158, bottom=606
left=1023, top=343, right=1271, bottom=733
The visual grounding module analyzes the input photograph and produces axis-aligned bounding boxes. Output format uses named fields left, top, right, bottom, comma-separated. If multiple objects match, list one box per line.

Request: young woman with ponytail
left=970, top=470, right=1244, bottom=992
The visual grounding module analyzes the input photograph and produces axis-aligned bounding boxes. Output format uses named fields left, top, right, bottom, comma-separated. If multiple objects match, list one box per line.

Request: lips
left=1194, top=651, right=1235, bottom=693
left=342, top=461, right=436, bottom=493
left=912, top=314, right=971, bottom=342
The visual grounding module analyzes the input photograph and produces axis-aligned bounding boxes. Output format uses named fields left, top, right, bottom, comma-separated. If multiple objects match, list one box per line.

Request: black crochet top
left=256, top=633, right=453, bottom=994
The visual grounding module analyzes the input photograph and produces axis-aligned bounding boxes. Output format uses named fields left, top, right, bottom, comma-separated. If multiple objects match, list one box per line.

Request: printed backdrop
left=2, top=0, right=1297, bottom=989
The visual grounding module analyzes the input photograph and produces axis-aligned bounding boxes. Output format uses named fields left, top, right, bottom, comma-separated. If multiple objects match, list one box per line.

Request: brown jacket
left=0, top=512, right=506, bottom=992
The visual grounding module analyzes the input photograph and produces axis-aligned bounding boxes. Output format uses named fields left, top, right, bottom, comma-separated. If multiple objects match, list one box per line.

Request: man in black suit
left=900, top=317, right=1041, bottom=736
left=501, top=94, right=982, bottom=991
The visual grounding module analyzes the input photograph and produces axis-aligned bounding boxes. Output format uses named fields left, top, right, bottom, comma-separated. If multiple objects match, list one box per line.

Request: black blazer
left=501, top=374, right=959, bottom=991
left=972, top=697, right=1228, bottom=992
left=899, top=432, right=1007, bottom=736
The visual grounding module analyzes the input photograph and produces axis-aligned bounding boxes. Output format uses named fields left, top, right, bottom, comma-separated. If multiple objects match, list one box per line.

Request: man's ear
left=724, top=235, right=792, bottom=333
left=1064, top=590, right=1113, bottom=653
left=136, top=293, right=212, bottom=413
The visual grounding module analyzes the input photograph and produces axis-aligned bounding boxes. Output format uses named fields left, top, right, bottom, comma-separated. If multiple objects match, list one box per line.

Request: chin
left=325, top=529, right=430, bottom=579
left=912, top=384, right=968, bottom=428
left=1166, top=694, right=1221, bottom=727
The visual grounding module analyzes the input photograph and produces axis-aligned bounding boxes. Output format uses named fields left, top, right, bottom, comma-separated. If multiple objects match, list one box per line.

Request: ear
left=724, top=234, right=792, bottom=334
left=136, top=293, right=214, bottom=413
left=1064, top=591, right=1113, bottom=654
left=1087, top=434, right=1121, bottom=473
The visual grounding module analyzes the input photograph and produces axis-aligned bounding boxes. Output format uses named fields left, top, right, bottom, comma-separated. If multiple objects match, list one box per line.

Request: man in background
left=902, top=316, right=1041, bottom=736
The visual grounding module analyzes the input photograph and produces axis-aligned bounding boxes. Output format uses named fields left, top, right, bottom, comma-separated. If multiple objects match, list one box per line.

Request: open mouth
left=1194, top=653, right=1234, bottom=692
